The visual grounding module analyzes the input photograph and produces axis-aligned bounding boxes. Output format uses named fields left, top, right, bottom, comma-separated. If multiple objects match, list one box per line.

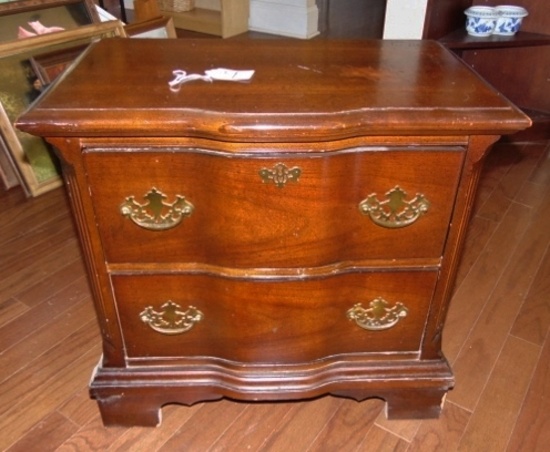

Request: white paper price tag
left=169, top=68, right=255, bottom=92
left=205, top=68, right=255, bottom=82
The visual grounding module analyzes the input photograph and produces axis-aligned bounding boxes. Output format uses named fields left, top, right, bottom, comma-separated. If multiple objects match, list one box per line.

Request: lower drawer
left=111, top=271, right=437, bottom=363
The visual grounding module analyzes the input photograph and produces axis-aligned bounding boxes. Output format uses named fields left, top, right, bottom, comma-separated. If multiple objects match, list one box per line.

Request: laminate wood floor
left=1, top=139, right=549, bottom=451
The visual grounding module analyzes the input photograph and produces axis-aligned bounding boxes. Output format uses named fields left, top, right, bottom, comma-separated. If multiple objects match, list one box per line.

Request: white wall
left=383, top=0, right=428, bottom=39
left=248, top=0, right=319, bottom=39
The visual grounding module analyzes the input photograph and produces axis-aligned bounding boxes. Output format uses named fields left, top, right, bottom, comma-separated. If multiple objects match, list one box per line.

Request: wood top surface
left=17, top=38, right=531, bottom=141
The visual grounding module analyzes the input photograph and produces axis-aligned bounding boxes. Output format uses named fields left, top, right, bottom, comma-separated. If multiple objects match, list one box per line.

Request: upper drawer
left=83, top=146, right=464, bottom=267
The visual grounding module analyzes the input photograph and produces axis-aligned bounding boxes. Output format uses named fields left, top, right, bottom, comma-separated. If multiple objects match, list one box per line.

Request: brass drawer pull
left=347, top=297, right=408, bottom=331
left=140, top=301, right=203, bottom=335
left=120, top=187, right=194, bottom=231
left=259, top=163, right=301, bottom=187
left=358, top=186, right=430, bottom=228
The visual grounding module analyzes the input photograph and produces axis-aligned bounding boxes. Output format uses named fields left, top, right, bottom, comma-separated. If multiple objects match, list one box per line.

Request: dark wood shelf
left=440, top=28, right=550, bottom=51
left=439, top=30, right=550, bottom=140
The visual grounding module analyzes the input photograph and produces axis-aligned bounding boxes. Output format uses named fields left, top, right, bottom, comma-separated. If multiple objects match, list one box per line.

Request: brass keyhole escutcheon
left=259, top=163, right=301, bottom=187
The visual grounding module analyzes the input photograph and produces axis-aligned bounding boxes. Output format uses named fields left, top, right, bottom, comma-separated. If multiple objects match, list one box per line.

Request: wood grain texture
left=507, top=335, right=550, bottom=451
left=510, top=193, right=550, bottom=345
left=17, top=40, right=530, bottom=139
left=0, top=298, right=28, bottom=328
left=7, top=412, right=79, bottom=452
left=408, top=401, right=471, bottom=451
left=442, top=201, right=533, bottom=362
left=457, top=336, right=540, bottom=451
left=449, top=199, right=548, bottom=410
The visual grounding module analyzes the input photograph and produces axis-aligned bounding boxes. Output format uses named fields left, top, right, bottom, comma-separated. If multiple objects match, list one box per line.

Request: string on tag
left=169, top=70, right=213, bottom=92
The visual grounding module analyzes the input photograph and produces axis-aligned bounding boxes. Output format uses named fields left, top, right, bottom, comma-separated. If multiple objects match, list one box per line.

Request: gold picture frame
left=125, top=16, right=177, bottom=39
left=30, top=43, right=88, bottom=85
left=0, top=20, right=126, bottom=197
left=0, top=103, right=25, bottom=190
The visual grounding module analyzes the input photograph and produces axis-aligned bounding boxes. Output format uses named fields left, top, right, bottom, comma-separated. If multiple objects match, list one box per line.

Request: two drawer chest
left=17, top=38, right=530, bottom=426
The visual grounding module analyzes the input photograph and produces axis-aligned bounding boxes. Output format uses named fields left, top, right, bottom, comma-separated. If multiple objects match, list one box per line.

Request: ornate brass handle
left=347, top=297, right=408, bottom=331
left=120, top=187, right=194, bottom=231
left=259, top=163, right=301, bottom=187
left=358, top=186, right=430, bottom=228
left=140, top=301, right=203, bottom=335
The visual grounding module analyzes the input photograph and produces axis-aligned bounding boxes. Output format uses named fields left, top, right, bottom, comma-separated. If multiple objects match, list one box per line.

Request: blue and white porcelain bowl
left=494, top=5, right=529, bottom=36
left=464, top=6, right=498, bottom=37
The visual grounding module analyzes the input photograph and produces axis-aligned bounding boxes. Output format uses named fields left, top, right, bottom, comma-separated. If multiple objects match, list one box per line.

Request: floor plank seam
left=449, top=196, right=535, bottom=367
left=55, top=408, right=82, bottom=429
left=374, top=419, right=418, bottom=443
left=209, top=403, right=251, bottom=451
left=0, top=292, right=90, bottom=369
left=500, top=336, right=546, bottom=452
left=302, top=400, right=344, bottom=452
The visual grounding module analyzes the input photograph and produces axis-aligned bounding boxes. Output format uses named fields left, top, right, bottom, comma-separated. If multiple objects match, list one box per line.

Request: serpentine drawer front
left=16, top=39, right=531, bottom=426
left=111, top=271, right=438, bottom=361
left=84, top=147, right=463, bottom=266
